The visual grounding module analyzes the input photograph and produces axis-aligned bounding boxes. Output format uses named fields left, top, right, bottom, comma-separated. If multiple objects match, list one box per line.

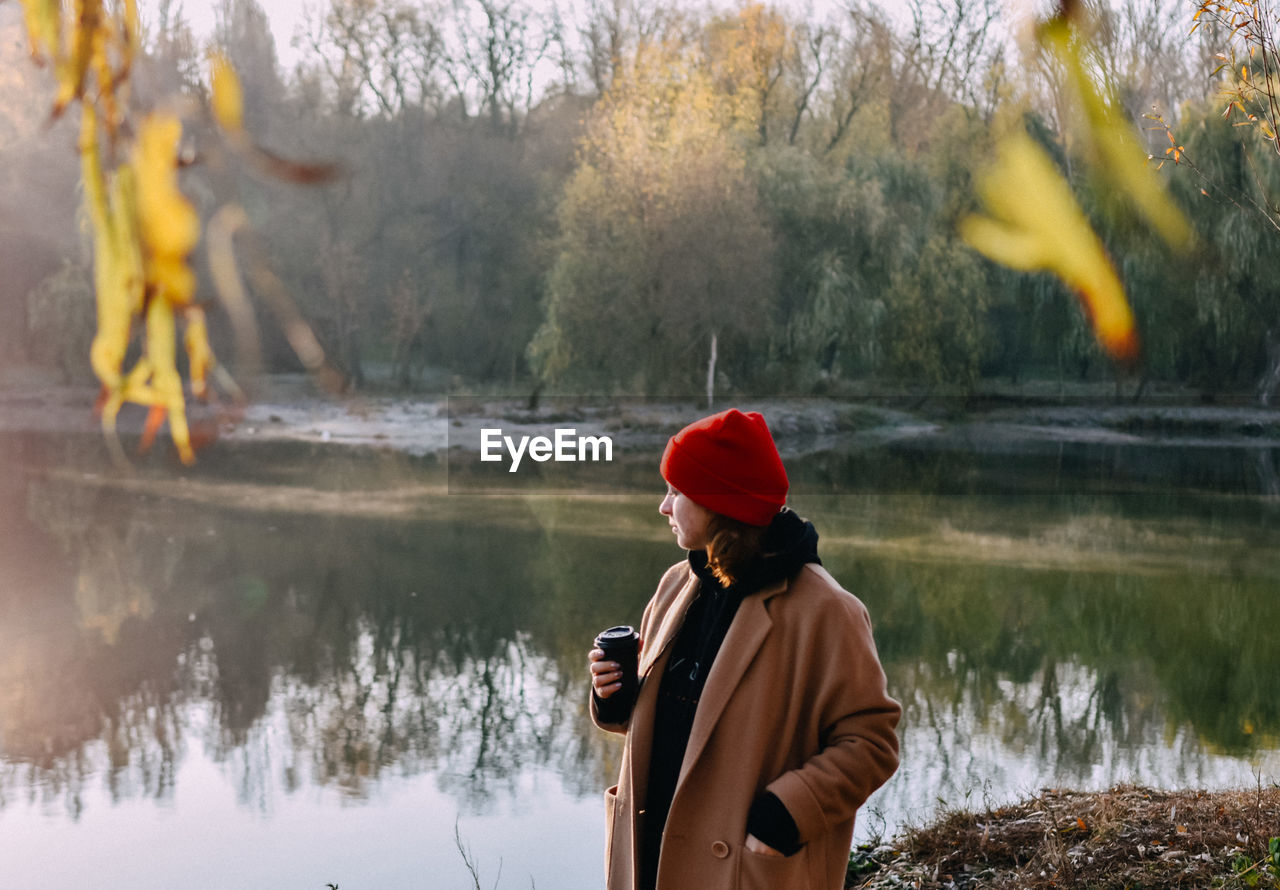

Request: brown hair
left=703, top=513, right=768, bottom=587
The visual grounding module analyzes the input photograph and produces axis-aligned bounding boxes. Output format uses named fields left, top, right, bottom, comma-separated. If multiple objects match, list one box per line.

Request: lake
left=1, top=421, right=1278, bottom=889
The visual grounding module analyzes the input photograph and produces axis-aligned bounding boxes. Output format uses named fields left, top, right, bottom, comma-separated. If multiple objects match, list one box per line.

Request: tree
left=1157, top=100, right=1280, bottom=398
left=27, top=259, right=95, bottom=383
left=572, top=0, right=691, bottom=98
left=812, top=7, right=892, bottom=158
left=1194, top=0, right=1280, bottom=158
left=302, top=0, right=445, bottom=118
left=447, top=0, right=551, bottom=136
left=752, top=145, right=892, bottom=385
left=531, top=37, right=774, bottom=396
left=882, top=237, right=990, bottom=387
left=703, top=3, right=792, bottom=145
left=897, top=0, right=1008, bottom=123
left=0, top=5, right=80, bottom=369
left=281, top=0, right=581, bottom=389
left=1180, top=0, right=1280, bottom=401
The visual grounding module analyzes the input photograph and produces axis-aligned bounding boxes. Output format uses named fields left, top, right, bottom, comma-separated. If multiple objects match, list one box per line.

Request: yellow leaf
left=1040, top=19, right=1192, bottom=250
left=81, top=104, right=146, bottom=394
left=122, top=0, right=138, bottom=48
left=19, top=0, right=62, bottom=62
left=210, top=51, right=245, bottom=134
left=143, top=293, right=195, bottom=464
left=184, top=306, right=214, bottom=399
left=133, top=112, right=199, bottom=305
left=961, top=131, right=1138, bottom=364
left=957, top=217, right=1045, bottom=271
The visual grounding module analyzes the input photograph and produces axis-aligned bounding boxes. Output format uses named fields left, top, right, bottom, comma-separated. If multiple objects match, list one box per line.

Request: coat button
left=711, top=841, right=729, bottom=859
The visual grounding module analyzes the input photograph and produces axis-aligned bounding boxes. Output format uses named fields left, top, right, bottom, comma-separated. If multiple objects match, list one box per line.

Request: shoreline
left=3, top=374, right=1280, bottom=462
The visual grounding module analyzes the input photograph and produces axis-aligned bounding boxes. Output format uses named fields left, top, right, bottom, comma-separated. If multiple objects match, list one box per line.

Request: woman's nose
left=658, top=494, right=673, bottom=515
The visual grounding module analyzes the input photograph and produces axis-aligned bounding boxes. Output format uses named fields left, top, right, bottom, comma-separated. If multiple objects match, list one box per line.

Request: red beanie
left=660, top=409, right=788, bottom=526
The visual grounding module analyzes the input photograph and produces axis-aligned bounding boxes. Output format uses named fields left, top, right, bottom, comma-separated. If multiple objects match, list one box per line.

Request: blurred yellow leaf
left=53, top=0, right=98, bottom=112
left=122, top=0, right=138, bottom=50
left=21, top=0, right=327, bottom=464
left=208, top=52, right=342, bottom=184
left=209, top=51, right=244, bottom=134
left=141, top=294, right=195, bottom=465
left=80, top=104, right=144, bottom=393
left=184, top=306, right=214, bottom=400
left=20, top=0, right=61, bottom=63
left=1041, top=19, right=1192, bottom=250
left=134, top=113, right=199, bottom=306
left=960, top=131, right=1138, bottom=364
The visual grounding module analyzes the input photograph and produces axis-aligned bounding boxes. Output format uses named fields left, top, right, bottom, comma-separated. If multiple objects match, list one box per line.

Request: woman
left=589, top=408, right=901, bottom=890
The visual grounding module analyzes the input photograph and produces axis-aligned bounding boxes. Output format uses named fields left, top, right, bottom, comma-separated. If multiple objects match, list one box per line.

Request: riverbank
left=849, top=784, right=1280, bottom=889
left=3, top=372, right=1280, bottom=461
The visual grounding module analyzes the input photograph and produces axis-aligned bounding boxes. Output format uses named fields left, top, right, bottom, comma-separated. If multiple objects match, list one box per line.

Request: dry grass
left=849, top=784, right=1280, bottom=889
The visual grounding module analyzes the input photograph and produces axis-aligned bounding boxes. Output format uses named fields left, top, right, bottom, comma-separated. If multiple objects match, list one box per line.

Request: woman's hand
left=588, top=647, right=624, bottom=698
left=744, top=834, right=785, bottom=857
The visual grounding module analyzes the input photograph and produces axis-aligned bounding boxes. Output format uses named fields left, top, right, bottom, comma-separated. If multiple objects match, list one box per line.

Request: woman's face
left=659, top=484, right=714, bottom=551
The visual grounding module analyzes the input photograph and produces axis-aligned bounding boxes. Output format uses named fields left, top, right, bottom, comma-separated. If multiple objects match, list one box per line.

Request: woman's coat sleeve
left=763, top=591, right=900, bottom=844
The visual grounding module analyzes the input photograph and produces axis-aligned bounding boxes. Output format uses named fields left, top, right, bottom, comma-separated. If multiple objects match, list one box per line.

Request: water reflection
left=835, top=542, right=1280, bottom=756
left=1, top=432, right=1278, bottom=873
left=1, top=460, right=647, bottom=820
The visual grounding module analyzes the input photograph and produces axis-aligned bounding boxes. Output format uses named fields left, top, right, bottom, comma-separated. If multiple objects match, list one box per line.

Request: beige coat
left=592, top=560, right=901, bottom=890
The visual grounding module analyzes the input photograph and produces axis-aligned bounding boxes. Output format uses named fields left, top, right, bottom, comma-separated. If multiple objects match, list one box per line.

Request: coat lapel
left=675, top=576, right=787, bottom=789
left=640, top=570, right=700, bottom=679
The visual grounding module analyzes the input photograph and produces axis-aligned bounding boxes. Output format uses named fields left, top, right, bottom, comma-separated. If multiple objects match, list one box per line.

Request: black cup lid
left=597, top=625, right=636, bottom=642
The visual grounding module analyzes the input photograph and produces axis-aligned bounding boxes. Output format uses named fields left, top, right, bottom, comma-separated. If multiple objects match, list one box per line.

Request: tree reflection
left=0, top=463, right=646, bottom=816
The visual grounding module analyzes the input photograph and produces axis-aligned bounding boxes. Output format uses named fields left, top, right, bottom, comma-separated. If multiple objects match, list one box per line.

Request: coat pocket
left=737, top=843, right=810, bottom=890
